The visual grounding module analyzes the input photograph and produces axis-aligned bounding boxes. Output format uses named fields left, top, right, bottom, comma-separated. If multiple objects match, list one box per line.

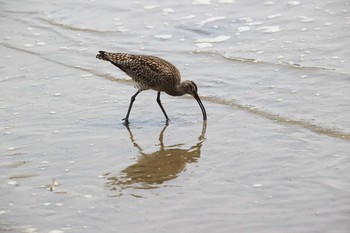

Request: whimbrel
left=96, top=51, right=207, bottom=124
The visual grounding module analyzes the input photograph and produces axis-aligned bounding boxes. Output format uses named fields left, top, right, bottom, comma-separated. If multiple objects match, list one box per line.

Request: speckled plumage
left=96, top=51, right=207, bottom=124
left=96, top=52, right=181, bottom=94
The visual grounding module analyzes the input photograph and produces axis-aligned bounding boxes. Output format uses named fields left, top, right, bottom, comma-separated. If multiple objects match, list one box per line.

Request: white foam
left=198, top=16, right=226, bottom=26
left=196, top=35, right=230, bottom=43
left=192, top=0, right=211, bottom=5
left=195, top=42, right=213, bottom=48
left=237, top=26, right=250, bottom=33
left=8, top=180, right=17, bottom=185
left=48, top=230, right=64, bottom=233
left=287, top=1, right=300, bottom=6
left=256, top=26, right=280, bottom=33
left=24, top=43, right=34, bottom=48
left=239, top=17, right=253, bottom=23
left=264, top=1, right=275, bottom=5
left=267, top=13, right=282, bottom=19
left=299, top=16, right=314, bottom=23
left=143, top=5, right=158, bottom=9
left=246, top=21, right=264, bottom=26
left=22, top=227, right=37, bottom=233
left=80, top=74, right=92, bottom=78
left=116, top=26, right=129, bottom=32
left=0, top=210, right=7, bottom=215
left=162, top=8, right=174, bottom=14
left=218, top=0, right=235, bottom=3
left=153, top=34, right=173, bottom=40
left=179, top=15, right=196, bottom=20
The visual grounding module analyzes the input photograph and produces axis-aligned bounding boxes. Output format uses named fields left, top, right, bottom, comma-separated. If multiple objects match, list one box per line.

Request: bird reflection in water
left=106, top=122, right=207, bottom=195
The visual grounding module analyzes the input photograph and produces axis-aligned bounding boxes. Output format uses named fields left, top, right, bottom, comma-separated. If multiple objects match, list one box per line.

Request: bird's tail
left=96, top=51, right=131, bottom=64
left=96, top=51, right=111, bottom=61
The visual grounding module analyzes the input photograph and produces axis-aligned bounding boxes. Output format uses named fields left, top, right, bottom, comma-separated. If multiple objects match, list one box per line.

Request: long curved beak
left=194, top=94, right=207, bottom=121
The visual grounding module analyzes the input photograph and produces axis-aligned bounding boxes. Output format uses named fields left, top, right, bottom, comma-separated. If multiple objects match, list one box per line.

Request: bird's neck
left=164, top=82, right=186, bottom=96
left=172, top=82, right=187, bottom=96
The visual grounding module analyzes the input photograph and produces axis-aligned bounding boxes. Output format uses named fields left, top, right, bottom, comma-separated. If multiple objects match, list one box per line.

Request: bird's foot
left=165, top=118, right=170, bottom=125
left=122, top=118, right=130, bottom=126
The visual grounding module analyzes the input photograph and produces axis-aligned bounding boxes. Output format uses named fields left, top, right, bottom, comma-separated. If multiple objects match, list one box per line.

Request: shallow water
left=1, top=0, right=350, bottom=232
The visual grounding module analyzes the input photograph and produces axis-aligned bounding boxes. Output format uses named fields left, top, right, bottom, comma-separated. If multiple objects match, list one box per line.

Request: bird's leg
left=123, top=90, right=142, bottom=124
left=156, top=91, right=170, bottom=122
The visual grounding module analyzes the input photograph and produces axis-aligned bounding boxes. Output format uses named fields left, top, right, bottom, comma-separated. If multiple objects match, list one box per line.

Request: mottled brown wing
left=97, top=51, right=181, bottom=91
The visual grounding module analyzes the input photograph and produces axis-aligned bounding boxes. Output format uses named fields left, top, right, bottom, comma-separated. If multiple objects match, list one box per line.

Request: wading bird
left=96, top=51, right=207, bottom=124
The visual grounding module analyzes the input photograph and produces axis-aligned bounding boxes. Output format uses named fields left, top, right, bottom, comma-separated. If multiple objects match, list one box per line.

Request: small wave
left=0, top=75, right=26, bottom=83
left=2, top=9, right=38, bottom=15
left=0, top=42, right=131, bottom=85
left=197, top=16, right=227, bottom=27
left=38, top=17, right=120, bottom=33
left=202, top=95, right=350, bottom=141
left=196, top=50, right=339, bottom=72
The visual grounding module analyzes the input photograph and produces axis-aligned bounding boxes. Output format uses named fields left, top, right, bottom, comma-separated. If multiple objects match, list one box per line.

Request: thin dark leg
left=156, top=91, right=170, bottom=122
left=123, top=90, right=142, bottom=124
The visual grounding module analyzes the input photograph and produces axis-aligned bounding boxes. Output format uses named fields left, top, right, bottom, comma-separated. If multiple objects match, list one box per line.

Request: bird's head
left=181, top=80, right=199, bottom=96
left=181, top=80, right=207, bottom=121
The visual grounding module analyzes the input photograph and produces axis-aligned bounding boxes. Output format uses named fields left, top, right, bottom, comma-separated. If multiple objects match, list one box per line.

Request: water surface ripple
left=1, top=1, right=350, bottom=233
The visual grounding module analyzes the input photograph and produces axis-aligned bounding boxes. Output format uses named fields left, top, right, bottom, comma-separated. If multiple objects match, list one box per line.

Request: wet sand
left=1, top=0, right=350, bottom=232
